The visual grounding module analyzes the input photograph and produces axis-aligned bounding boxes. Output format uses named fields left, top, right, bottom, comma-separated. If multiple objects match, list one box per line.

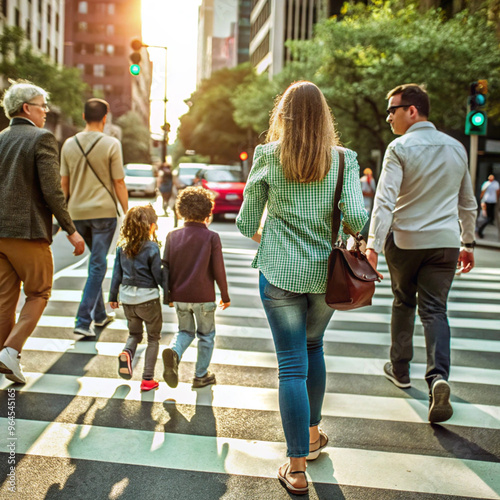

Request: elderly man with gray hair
left=0, top=80, right=84, bottom=384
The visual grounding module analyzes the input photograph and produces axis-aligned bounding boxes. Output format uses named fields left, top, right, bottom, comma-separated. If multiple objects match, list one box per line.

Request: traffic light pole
left=469, top=135, right=478, bottom=192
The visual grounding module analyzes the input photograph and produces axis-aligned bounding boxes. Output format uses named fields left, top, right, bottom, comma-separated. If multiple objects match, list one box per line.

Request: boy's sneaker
left=74, top=325, right=96, bottom=338
left=0, top=348, right=26, bottom=384
left=162, top=348, right=179, bottom=388
left=383, top=362, right=411, bottom=389
left=94, top=314, right=115, bottom=328
left=428, top=379, right=453, bottom=423
left=192, top=371, right=216, bottom=388
left=140, top=379, right=159, bottom=391
left=118, top=351, right=133, bottom=380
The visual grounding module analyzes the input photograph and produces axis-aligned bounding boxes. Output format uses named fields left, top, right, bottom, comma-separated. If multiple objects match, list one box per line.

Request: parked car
left=195, top=165, right=246, bottom=217
left=174, top=163, right=207, bottom=189
left=124, top=163, right=157, bottom=197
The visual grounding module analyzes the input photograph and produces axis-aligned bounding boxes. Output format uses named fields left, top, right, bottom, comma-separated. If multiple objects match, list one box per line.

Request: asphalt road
left=1, top=196, right=499, bottom=500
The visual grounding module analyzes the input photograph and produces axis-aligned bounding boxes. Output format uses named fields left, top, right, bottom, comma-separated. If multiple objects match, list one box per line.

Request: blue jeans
left=170, top=301, right=216, bottom=378
left=259, top=273, right=334, bottom=457
left=74, top=218, right=117, bottom=329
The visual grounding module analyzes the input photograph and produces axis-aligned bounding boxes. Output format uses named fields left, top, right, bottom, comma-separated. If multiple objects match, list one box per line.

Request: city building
left=64, top=0, right=151, bottom=125
left=0, top=0, right=64, bottom=64
left=249, top=0, right=340, bottom=77
left=198, top=0, right=253, bottom=85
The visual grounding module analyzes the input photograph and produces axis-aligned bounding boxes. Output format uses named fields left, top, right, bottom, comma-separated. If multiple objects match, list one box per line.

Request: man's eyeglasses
left=386, top=105, right=410, bottom=116
left=26, top=102, right=50, bottom=112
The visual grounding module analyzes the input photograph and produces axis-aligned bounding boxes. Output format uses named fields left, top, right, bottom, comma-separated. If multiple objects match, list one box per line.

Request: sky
left=141, top=0, right=202, bottom=140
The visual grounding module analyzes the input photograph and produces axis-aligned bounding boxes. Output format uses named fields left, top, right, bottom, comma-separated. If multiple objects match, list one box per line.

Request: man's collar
left=10, top=116, right=37, bottom=127
left=405, top=121, right=436, bottom=134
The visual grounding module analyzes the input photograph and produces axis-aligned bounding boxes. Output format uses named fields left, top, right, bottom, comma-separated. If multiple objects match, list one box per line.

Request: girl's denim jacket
left=109, top=240, right=163, bottom=302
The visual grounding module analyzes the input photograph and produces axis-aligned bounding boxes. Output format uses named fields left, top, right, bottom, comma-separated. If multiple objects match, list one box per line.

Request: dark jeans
left=122, top=299, right=163, bottom=379
left=477, top=202, right=496, bottom=236
left=74, top=218, right=117, bottom=329
left=384, top=233, right=459, bottom=390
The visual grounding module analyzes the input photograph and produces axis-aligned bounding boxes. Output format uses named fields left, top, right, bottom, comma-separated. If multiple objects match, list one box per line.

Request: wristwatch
left=461, top=242, right=476, bottom=248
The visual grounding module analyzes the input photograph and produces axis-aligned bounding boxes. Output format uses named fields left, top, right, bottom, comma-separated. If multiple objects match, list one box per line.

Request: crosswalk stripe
left=2, top=373, right=499, bottom=429
left=21, top=335, right=500, bottom=386
left=1, top=418, right=498, bottom=499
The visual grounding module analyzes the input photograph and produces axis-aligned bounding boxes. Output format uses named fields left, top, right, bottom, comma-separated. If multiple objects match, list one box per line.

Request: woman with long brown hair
left=237, top=81, right=367, bottom=494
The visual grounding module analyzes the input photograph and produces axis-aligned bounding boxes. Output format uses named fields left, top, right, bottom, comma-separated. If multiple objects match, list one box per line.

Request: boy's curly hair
left=176, top=186, right=215, bottom=221
left=118, top=205, right=158, bottom=258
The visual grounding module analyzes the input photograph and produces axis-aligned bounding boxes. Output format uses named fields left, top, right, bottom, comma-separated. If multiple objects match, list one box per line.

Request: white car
left=124, top=163, right=157, bottom=197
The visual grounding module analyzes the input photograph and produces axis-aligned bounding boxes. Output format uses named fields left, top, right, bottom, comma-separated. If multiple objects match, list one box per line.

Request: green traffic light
left=471, top=112, right=485, bottom=127
left=129, top=64, right=141, bottom=76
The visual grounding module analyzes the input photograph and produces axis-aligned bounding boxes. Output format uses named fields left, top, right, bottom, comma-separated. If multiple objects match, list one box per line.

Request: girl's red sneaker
left=140, top=379, right=159, bottom=391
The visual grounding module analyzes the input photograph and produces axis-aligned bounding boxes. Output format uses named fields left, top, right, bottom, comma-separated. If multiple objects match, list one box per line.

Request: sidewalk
left=476, top=222, right=500, bottom=249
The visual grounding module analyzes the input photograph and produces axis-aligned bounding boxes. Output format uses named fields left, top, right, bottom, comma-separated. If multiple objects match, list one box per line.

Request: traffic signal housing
left=129, top=38, right=143, bottom=76
left=465, top=80, right=488, bottom=136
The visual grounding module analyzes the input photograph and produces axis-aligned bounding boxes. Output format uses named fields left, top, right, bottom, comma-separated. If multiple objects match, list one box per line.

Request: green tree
left=178, top=64, right=259, bottom=164
left=0, top=26, right=88, bottom=124
left=116, top=111, right=151, bottom=164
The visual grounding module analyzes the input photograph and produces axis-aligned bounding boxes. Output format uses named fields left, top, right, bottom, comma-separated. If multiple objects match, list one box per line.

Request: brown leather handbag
left=325, top=150, right=381, bottom=310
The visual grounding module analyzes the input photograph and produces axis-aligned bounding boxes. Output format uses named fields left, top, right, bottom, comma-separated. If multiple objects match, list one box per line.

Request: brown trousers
left=0, top=238, right=53, bottom=352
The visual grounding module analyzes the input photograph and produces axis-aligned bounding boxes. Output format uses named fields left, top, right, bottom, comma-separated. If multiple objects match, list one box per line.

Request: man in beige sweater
left=61, top=98, right=128, bottom=338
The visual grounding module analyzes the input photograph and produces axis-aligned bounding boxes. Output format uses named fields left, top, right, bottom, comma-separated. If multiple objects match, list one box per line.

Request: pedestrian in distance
left=109, top=205, right=163, bottom=392
left=60, top=98, right=129, bottom=338
left=360, top=167, right=377, bottom=240
left=237, top=81, right=368, bottom=496
left=477, top=174, right=500, bottom=238
left=0, top=80, right=85, bottom=384
left=162, top=186, right=231, bottom=390
left=157, top=162, right=173, bottom=215
left=366, top=83, right=477, bottom=423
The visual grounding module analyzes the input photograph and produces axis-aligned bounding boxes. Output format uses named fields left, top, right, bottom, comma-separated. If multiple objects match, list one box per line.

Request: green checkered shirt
left=236, top=142, right=368, bottom=293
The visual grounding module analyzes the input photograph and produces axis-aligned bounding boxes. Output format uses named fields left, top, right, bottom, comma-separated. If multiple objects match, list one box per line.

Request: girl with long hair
left=109, top=205, right=163, bottom=391
left=237, top=81, right=368, bottom=494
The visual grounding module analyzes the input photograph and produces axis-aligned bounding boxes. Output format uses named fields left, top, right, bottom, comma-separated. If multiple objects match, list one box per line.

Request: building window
left=106, top=44, right=115, bottom=56
left=15, top=8, right=20, bottom=26
left=38, top=0, right=42, bottom=14
left=93, top=84, right=105, bottom=95
left=94, top=43, right=105, bottom=56
left=3, top=0, right=8, bottom=18
left=47, top=40, right=50, bottom=56
left=26, top=20, right=31, bottom=38
left=47, top=5, right=51, bottom=24
left=94, top=64, right=105, bottom=77
left=78, top=1, right=88, bottom=14
left=76, top=63, right=85, bottom=73
left=56, top=13, right=59, bottom=31
left=55, top=47, right=59, bottom=62
left=106, top=25, right=114, bottom=36
left=77, top=22, right=88, bottom=33
left=37, top=30, right=42, bottom=49
left=107, top=3, right=115, bottom=15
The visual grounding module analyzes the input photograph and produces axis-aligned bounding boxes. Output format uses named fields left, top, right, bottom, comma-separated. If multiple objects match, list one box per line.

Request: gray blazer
left=0, top=117, right=75, bottom=242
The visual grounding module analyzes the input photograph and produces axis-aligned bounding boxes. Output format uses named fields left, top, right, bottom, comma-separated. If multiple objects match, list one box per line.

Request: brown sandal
left=277, top=462, right=308, bottom=495
left=307, top=428, right=329, bottom=460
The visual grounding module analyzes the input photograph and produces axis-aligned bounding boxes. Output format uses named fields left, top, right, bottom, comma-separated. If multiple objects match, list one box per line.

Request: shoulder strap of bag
left=74, top=135, right=120, bottom=216
left=331, top=148, right=345, bottom=247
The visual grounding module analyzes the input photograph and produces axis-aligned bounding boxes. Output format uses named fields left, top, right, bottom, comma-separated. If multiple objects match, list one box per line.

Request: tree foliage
left=178, top=64, right=259, bottom=163
left=0, top=26, right=88, bottom=124
left=232, top=2, right=500, bottom=168
left=116, top=111, right=151, bottom=164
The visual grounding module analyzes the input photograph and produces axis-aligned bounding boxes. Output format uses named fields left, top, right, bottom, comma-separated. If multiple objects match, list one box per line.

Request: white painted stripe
left=22, top=336, right=500, bottom=386
left=1, top=418, right=498, bottom=498
left=1, top=373, right=499, bottom=430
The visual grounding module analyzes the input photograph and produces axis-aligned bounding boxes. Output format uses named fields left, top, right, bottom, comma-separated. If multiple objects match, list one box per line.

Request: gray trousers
left=122, top=298, right=162, bottom=379
left=384, top=233, right=459, bottom=390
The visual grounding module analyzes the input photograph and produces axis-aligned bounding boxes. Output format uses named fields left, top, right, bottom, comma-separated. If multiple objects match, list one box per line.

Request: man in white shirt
left=366, top=84, right=477, bottom=423
left=477, top=174, right=500, bottom=238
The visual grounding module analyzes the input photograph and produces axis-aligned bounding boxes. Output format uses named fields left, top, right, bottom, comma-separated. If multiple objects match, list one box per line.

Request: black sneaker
left=428, top=379, right=453, bottom=423
left=383, top=362, right=411, bottom=389
left=162, top=348, right=179, bottom=388
left=192, top=371, right=216, bottom=388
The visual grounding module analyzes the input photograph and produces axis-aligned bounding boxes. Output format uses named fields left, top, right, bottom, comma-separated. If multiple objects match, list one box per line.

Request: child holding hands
left=109, top=205, right=163, bottom=391
left=162, top=186, right=230, bottom=389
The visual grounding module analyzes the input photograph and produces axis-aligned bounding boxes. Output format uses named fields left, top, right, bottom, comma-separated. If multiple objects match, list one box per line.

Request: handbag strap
left=74, top=135, right=120, bottom=216
left=331, top=148, right=345, bottom=247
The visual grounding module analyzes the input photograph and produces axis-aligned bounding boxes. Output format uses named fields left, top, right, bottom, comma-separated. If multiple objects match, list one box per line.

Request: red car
left=195, top=165, right=246, bottom=218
